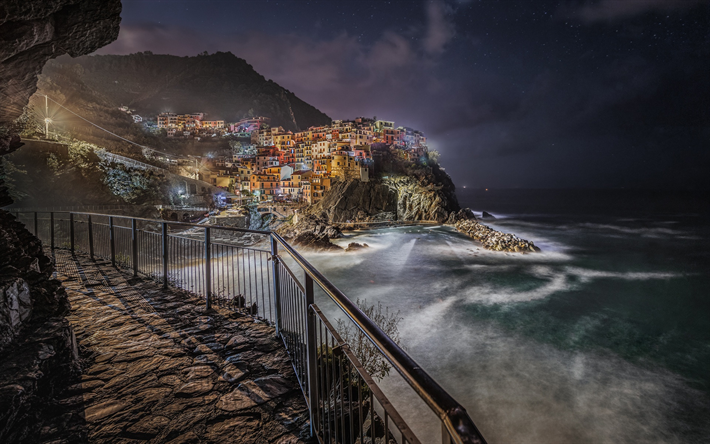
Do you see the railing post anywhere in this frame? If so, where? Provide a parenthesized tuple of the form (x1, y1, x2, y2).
(442, 423, 452, 444)
(304, 274, 318, 437)
(270, 235, 282, 334)
(88, 215, 94, 259)
(50, 212, 55, 251)
(109, 216, 115, 266)
(204, 227, 211, 310)
(132, 218, 138, 277)
(33, 212, 38, 236)
(162, 222, 168, 289)
(69, 213, 75, 253)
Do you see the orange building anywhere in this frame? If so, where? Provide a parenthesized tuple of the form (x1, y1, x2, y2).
(304, 176, 332, 204)
(250, 173, 280, 201)
(313, 157, 332, 176)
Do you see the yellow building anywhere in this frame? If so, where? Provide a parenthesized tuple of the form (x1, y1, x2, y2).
(331, 153, 369, 182)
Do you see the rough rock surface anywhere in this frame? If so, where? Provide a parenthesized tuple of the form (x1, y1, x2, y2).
(0, 0, 122, 126)
(0, 2, 122, 440)
(26, 251, 312, 443)
(0, 0, 122, 204)
(454, 219, 540, 253)
(0, 211, 76, 442)
(310, 173, 460, 224)
(0, 212, 69, 349)
(277, 214, 343, 251)
(345, 242, 369, 252)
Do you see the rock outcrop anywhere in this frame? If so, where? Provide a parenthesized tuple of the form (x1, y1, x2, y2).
(277, 214, 342, 251)
(0, 0, 122, 126)
(0, 211, 78, 443)
(454, 218, 539, 253)
(310, 169, 460, 224)
(0, 1, 122, 440)
(0, 0, 122, 202)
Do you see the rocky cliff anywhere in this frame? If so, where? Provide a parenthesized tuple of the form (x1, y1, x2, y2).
(0, 0, 122, 440)
(310, 163, 460, 224)
(0, 0, 122, 203)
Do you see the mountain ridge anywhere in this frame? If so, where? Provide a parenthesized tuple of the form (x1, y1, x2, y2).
(40, 51, 331, 131)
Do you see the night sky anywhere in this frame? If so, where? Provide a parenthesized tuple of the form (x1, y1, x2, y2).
(98, 0, 710, 190)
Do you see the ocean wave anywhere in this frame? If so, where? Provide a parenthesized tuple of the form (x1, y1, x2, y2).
(565, 267, 683, 282)
(391, 317, 710, 444)
(578, 222, 686, 237)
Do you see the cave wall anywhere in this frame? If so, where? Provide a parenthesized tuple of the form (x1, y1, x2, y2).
(0, 0, 122, 205)
(0, 1, 122, 440)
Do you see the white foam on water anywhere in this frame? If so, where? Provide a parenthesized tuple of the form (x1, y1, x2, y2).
(565, 266, 684, 282)
(387, 307, 710, 444)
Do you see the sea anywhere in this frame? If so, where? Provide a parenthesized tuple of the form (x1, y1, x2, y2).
(301, 189, 710, 444)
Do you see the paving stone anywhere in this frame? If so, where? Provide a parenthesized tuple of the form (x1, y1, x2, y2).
(84, 400, 127, 422)
(242, 375, 293, 403)
(192, 354, 222, 366)
(125, 415, 170, 436)
(216, 387, 258, 412)
(66, 379, 105, 393)
(221, 363, 247, 384)
(165, 431, 201, 444)
(93, 368, 124, 381)
(35, 252, 312, 443)
(182, 365, 216, 379)
(158, 356, 192, 373)
(207, 415, 261, 442)
(94, 352, 116, 363)
(159, 374, 184, 387)
(175, 379, 214, 397)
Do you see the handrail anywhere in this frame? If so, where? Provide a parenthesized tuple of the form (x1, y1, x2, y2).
(36, 211, 272, 235)
(12, 209, 487, 444)
(311, 304, 421, 444)
(272, 232, 487, 444)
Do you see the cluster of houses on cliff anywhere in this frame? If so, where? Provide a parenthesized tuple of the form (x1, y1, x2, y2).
(155, 113, 428, 204)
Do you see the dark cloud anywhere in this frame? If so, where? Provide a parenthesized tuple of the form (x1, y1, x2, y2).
(565, 0, 706, 23)
(423, 1, 456, 55)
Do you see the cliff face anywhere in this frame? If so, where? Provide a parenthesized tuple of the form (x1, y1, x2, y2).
(0, 0, 122, 205)
(0, 0, 122, 127)
(311, 164, 460, 224)
(0, 1, 121, 439)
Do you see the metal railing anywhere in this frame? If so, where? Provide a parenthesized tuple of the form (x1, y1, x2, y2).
(12, 210, 487, 444)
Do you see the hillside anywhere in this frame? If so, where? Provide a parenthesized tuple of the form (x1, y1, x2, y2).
(38, 51, 331, 132)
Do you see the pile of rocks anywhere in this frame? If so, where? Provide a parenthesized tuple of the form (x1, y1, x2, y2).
(454, 219, 539, 253)
(277, 214, 343, 251)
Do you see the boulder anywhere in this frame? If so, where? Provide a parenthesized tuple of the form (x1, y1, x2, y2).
(290, 232, 343, 252)
(345, 242, 369, 252)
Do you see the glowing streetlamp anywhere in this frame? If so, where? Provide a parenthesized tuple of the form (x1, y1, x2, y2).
(44, 95, 52, 138)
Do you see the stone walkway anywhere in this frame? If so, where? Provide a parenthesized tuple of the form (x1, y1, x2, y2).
(36, 251, 312, 444)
